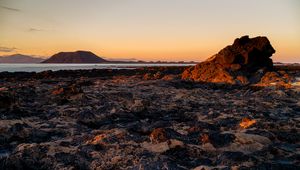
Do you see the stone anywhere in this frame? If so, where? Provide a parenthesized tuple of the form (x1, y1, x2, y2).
(0, 92, 14, 110)
(208, 133, 236, 148)
(239, 118, 256, 129)
(221, 132, 271, 154)
(259, 71, 294, 86)
(182, 36, 276, 84)
(141, 139, 184, 153)
(149, 128, 168, 143)
(130, 99, 146, 113)
(51, 84, 82, 98)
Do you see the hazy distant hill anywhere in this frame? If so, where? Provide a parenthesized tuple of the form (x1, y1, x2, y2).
(42, 51, 107, 63)
(0, 54, 44, 63)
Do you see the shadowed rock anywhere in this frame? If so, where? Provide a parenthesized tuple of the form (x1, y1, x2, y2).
(182, 35, 276, 84)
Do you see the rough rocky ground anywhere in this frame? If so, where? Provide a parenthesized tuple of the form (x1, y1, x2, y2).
(0, 67, 300, 170)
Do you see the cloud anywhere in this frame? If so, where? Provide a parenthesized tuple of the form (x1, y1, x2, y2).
(0, 46, 17, 52)
(28, 28, 42, 32)
(0, 5, 20, 12)
(28, 28, 45, 32)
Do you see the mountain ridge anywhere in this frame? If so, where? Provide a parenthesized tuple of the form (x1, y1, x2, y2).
(0, 54, 44, 63)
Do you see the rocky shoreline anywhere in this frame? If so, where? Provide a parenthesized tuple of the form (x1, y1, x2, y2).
(0, 65, 299, 170)
(1, 35, 300, 169)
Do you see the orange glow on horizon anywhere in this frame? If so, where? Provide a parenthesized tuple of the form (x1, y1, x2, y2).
(0, 0, 299, 62)
(1, 37, 298, 62)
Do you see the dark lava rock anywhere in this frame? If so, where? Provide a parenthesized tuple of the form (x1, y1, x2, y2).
(208, 133, 236, 148)
(164, 147, 212, 168)
(51, 84, 82, 96)
(149, 128, 183, 143)
(276, 131, 300, 143)
(1, 145, 53, 170)
(239, 162, 300, 170)
(182, 35, 275, 84)
(0, 92, 14, 110)
(216, 151, 250, 165)
(132, 160, 185, 170)
(143, 72, 164, 80)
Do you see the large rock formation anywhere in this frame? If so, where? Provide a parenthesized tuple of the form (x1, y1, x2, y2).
(182, 36, 276, 84)
(42, 51, 107, 63)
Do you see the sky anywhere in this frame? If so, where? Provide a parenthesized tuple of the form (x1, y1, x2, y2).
(0, 0, 299, 62)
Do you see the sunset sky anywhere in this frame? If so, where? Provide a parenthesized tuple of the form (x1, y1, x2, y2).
(0, 0, 299, 62)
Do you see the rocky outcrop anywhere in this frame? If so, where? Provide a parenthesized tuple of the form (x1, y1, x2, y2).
(182, 36, 276, 84)
(42, 51, 107, 63)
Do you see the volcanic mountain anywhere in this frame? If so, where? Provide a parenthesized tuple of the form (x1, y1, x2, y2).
(0, 54, 44, 63)
(42, 51, 107, 63)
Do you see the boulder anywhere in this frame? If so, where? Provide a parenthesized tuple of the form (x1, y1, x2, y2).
(182, 36, 276, 84)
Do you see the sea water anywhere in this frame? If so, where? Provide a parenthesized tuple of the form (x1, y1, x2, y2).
(0, 63, 195, 72)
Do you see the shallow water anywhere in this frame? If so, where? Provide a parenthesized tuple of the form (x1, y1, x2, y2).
(0, 63, 195, 72)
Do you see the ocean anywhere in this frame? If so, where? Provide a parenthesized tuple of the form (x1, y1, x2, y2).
(0, 63, 195, 72)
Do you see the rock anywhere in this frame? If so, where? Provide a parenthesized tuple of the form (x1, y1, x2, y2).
(0, 92, 14, 110)
(143, 71, 164, 80)
(162, 75, 179, 80)
(133, 160, 183, 170)
(51, 84, 82, 97)
(142, 73, 153, 80)
(130, 99, 146, 113)
(208, 133, 236, 148)
(141, 139, 184, 153)
(216, 151, 250, 166)
(153, 71, 163, 79)
(200, 134, 210, 144)
(259, 71, 294, 86)
(242, 162, 300, 170)
(239, 118, 256, 129)
(85, 134, 107, 145)
(149, 128, 169, 143)
(193, 165, 228, 170)
(182, 35, 276, 84)
(221, 132, 271, 154)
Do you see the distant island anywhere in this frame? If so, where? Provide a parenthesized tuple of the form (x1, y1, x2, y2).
(42, 51, 107, 63)
(0, 54, 44, 63)
(0, 51, 198, 64)
(42, 50, 197, 64)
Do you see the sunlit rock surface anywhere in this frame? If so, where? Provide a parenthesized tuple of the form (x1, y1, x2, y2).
(182, 36, 276, 85)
